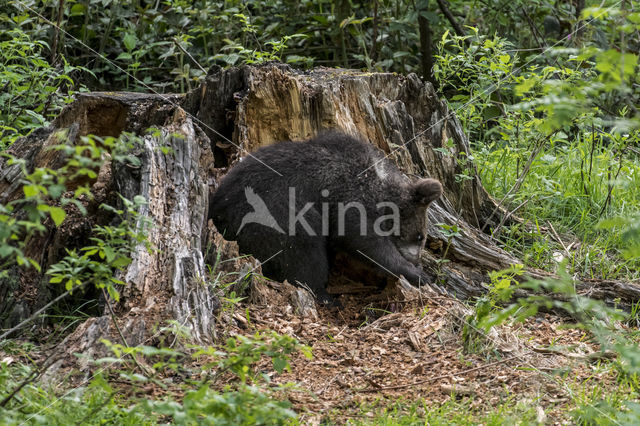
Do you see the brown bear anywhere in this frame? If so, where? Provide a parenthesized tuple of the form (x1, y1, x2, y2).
(209, 131, 443, 304)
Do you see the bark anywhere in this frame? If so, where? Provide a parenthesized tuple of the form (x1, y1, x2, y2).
(2, 64, 639, 355)
(1, 92, 220, 352)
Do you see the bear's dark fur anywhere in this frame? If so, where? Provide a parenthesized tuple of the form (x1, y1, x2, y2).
(209, 132, 443, 304)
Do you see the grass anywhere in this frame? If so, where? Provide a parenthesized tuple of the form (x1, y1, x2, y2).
(1, 357, 636, 425)
(340, 396, 541, 425)
(474, 135, 640, 281)
(0, 331, 301, 425)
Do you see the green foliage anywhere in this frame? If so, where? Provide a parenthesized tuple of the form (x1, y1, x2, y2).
(435, 10, 640, 280)
(135, 331, 309, 424)
(461, 265, 522, 356)
(475, 267, 640, 421)
(0, 14, 88, 148)
(0, 360, 152, 425)
(0, 131, 95, 274)
(0, 330, 307, 424)
(0, 133, 150, 294)
(141, 384, 296, 425)
(434, 30, 517, 143)
(346, 396, 541, 425)
(2, 0, 438, 94)
(47, 194, 151, 301)
(599, 214, 640, 260)
(194, 331, 312, 384)
(114, 330, 306, 425)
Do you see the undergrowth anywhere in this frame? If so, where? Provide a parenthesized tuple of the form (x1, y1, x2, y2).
(0, 330, 308, 425)
(434, 14, 640, 281)
(1, 1, 639, 424)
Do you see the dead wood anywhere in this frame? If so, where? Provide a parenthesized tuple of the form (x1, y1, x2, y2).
(1, 63, 638, 358)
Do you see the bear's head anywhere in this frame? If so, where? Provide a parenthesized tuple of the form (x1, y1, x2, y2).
(395, 178, 443, 264)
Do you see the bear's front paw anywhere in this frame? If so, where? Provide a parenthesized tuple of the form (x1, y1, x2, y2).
(315, 290, 342, 308)
(419, 271, 446, 295)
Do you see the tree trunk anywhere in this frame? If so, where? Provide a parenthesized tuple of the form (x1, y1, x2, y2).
(417, 0, 437, 88)
(2, 64, 638, 356)
(1, 93, 221, 353)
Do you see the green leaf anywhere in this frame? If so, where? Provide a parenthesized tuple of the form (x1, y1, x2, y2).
(0, 245, 15, 258)
(272, 356, 287, 373)
(111, 256, 132, 269)
(83, 248, 99, 256)
(23, 184, 39, 197)
(123, 32, 138, 51)
(106, 285, 120, 302)
(103, 246, 115, 263)
(49, 206, 66, 226)
(69, 3, 86, 16)
(49, 184, 66, 199)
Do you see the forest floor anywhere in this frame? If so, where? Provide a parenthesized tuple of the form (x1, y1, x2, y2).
(213, 279, 617, 424)
(0, 276, 629, 424)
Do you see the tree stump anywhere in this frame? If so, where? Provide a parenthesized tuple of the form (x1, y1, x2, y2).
(188, 63, 518, 298)
(1, 63, 638, 353)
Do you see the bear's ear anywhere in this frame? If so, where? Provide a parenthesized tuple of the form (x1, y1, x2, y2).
(411, 178, 443, 206)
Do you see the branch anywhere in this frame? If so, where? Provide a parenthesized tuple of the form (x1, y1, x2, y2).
(0, 281, 89, 340)
(435, 0, 467, 38)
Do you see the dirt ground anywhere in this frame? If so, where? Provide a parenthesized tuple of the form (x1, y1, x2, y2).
(2, 272, 615, 424)
(216, 278, 612, 423)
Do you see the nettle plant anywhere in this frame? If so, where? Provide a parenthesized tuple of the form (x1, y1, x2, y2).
(434, 7, 640, 279)
(434, 29, 518, 144)
(0, 132, 151, 300)
(0, 15, 89, 148)
(475, 265, 640, 423)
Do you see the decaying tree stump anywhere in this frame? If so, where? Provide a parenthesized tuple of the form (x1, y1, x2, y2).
(1, 64, 638, 353)
(1, 93, 222, 352)
(187, 63, 522, 299)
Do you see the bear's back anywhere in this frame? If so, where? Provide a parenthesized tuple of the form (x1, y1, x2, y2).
(209, 132, 408, 236)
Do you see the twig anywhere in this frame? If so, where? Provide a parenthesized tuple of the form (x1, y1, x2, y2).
(435, 0, 467, 39)
(0, 281, 89, 341)
(358, 354, 519, 392)
(50, 0, 65, 65)
(317, 374, 342, 395)
(491, 197, 530, 238)
(173, 39, 207, 74)
(546, 220, 569, 256)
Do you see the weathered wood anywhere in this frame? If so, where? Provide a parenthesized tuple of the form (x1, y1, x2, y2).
(2, 64, 639, 351)
(188, 64, 516, 298)
(0, 92, 220, 349)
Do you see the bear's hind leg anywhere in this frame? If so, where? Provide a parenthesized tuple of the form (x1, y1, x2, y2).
(282, 238, 334, 305)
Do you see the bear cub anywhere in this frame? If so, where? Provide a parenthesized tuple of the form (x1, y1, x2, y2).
(209, 132, 443, 304)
